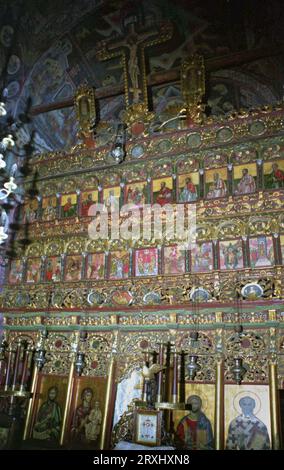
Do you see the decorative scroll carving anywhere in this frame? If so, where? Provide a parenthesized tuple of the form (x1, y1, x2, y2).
(74, 84, 96, 140)
(181, 55, 205, 124)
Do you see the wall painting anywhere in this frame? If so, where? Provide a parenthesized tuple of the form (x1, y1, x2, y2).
(173, 383, 215, 450)
(45, 256, 62, 282)
(152, 177, 173, 206)
(263, 160, 284, 189)
(233, 163, 257, 195)
(219, 239, 244, 270)
(86, 253, 105, 280)
(23, 199, 38, 223)
(135, 248, 158, 277)
(205, 168, 227, 199)
(26, 258, 42, 283)
(80, 190, 98, 217)
(178, 173, 199, 202)
(109, 251, 130, 279)
(225, 384, 271, 450)
(125, 181, 147, 207)
(8, 259, 22, 284)
(249, 236, 274, 268)
(69, 376, 107, 449)
(191, 242, 213, 273)
(42, 196, 57, 221)
(164, 245, 185, 274)
(31, 374, 68, 444)
(65, 255, 82, 281)
(61, 194, 77, 218)
(103, 187, 120, 211)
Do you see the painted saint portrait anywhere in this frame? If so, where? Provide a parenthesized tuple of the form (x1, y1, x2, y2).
(109, 251, 130, 279)
(45, 256, 62, 282)
(205, 168, 227, 199)
(65, 255, 82, 281)
(103, 187, 120, 211)
(71, 388, 102, 445)
(23, 199, 38, 223)
(234, 164, 256, 195)
(249, 236, 274, 268)
(70, 375, 107, 450)
(8, 259, 22, 284)
(125, 182, 147, 207)
(219, 240, 244, 270)
(42, 196, 57, 221)
(241, 282, 263, 300)
(26, 258, 42, 283)
(81, 190, 98, 217)
(152, 177, 173, 206)
(176, 395, 214, 450)
(135, 248, 158, 277)
(164, 245, 185, 274)
(33, 386, 62, 441)
(191, 242, 213, 273)
(263, 160, 284, 189)
(225, 385, 271, 450)
(61, 194, 77, 218)
(178, 173, 198, 203)
(86, 253, 105, 280)
(226, 396, 270, 450)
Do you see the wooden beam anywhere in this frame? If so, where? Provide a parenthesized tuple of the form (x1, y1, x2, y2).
(30, 44, 284, 116)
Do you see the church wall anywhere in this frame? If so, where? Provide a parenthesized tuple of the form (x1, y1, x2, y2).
(1, 0, 284, 451)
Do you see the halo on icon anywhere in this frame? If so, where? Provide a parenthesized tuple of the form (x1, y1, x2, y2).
(233, 390, 261, 415)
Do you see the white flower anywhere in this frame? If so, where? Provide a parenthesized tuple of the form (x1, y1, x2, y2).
(4, 176, 17, 192)
(2, 134, 15, 148)
(0, 226, 8, 243)
(0, 154, 6, 169)
(0, 102, 7, 116)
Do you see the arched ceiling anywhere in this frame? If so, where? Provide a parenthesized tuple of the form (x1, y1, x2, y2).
(1, 0, 284, 152)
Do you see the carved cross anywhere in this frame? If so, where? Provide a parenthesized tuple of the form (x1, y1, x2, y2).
(96, 20, 173, 109)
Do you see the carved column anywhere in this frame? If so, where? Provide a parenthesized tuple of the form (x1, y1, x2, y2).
(214, 356, 224, 450)
(59, 332, 79, 446)
(269, 359, 281, 449)
(156, 344, 164, 403)
(23, 355, 40, 440)
(171, 348, 178, 404)
(100, 331, 118, 450)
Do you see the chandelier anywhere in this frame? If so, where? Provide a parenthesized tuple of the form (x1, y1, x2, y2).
(0, 87, 18, 245)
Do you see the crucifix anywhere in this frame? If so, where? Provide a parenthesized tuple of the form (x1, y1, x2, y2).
(96, 19, 173, 111)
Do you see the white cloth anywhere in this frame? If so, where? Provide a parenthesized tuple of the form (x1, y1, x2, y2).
(114, 441, 175, 450)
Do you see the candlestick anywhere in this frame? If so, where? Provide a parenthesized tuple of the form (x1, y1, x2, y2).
(11, 341, 22, 391)
(4, 348, 14, 391)
(156, 344, 164, 403)
(19, 346, 32, 391)
(171, 349, 178, 404)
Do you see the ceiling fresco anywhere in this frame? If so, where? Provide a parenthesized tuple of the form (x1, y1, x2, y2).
(0, 0, 283, 152)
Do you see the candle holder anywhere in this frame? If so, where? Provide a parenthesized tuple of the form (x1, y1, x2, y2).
(231, 357, 246, 385)
(74, 352, 85, 375)
(34, 348, 46, 370)
(0, 339, 8, 359)
(187, 355, 201, 381)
